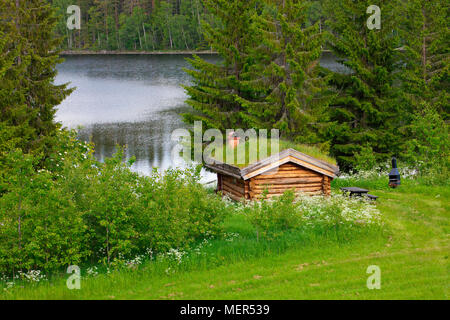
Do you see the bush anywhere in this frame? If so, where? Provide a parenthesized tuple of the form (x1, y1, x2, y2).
(0, 149, 88, 274)
(354, 145, 377, 172)
(404, 106, 449, 185)
(333, 107, 449, 187)
(244, 190, 382, 239)
(133, 166, 227, 255)
(0, 129, 227, 274)
(333, 161, 419, 190)
(297, 193, 382, 227)
(244, 190, 301, 239)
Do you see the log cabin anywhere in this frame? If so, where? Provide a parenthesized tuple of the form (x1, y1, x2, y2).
(205, 148, 340, 201)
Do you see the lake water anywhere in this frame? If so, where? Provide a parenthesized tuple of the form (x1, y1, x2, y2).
(55, 53, 342, 180)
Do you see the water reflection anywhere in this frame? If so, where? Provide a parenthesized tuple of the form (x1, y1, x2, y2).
(76, 109, 188, 176)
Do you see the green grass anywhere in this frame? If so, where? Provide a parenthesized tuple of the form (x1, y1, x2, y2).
(210, 138, 337, 168)
(1, 180, 448, 300)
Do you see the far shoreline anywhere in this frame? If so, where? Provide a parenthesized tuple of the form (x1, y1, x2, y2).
(60, 49, 334, 56)
(60, 50, 218, 55)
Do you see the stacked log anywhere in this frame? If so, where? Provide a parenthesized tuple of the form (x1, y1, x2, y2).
(218, 163, 333, 201)
(322, 176, 331, 196)
(221, 174, 246, 200)
(248, 163, 329, 200)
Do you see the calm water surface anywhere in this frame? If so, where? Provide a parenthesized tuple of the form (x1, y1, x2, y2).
(55, 53, 341, 180)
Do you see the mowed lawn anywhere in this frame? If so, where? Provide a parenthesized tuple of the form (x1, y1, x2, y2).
(2, 183, 449, 300)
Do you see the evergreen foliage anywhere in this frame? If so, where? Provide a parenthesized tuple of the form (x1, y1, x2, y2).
(404, 105, 449, 184)
(182, 0, 258, 130)
(323, 0, 404, 170)
(50, 0, 215, 51)
(0, 0, 72, 158)
(0, 0, 449, 278)
(183, 0, 448, 171)
(238, 0, 328, 142)
(398, 0, 449, 119)
(183, 0, 329, 142)
(2, 0, 445, 173)
(48, 0, 326, 52)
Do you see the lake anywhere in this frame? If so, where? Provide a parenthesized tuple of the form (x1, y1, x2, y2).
(55, 53, 342, 180)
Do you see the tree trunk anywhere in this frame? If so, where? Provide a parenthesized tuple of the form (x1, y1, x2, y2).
(181, 26, 189, 50)
(115, 1, 120, 49)
(168, 17, 173, 49)
(15, 0, 21, 65)
(142, 23, 147, 50)
(138, 28, 142, 50)
(422, 8, 427, 82)
(105, 1, 109, 46)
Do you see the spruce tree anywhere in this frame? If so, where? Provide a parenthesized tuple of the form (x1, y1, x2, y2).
(236, 0, 328, 142)
(324, 0, 403, 170)
(0, 1, 31, 153)
(0, 0, 72, 157)
(399, 0, 449, 119)
(182, 0, 257, 131)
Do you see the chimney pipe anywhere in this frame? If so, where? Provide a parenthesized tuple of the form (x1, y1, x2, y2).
(392, 157, 397, 169)
(228, 131, 240, 149)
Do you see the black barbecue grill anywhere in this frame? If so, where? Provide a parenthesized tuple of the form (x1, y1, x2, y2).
(389, 157, 401, 188)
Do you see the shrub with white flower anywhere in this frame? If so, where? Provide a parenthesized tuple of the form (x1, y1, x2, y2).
(165, 248, 186, 265)
(145, 248, 154, 260)
(191, 237, 213, 256)
(338, 162, 418, 181)
(244, 190, 382, 238)
(0, 274, 15, 291)
(165, 267, 174, 275)
(124, 255, 145, 269)
(224, 232, 240, 242)
(2, 281, 15, 291)
(16, 270, 47, 283)
(297, 193, 382, 226)
(86, 266, 99, 277)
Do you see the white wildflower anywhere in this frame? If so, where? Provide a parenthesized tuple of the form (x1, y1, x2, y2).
(165, 248, 186, 264)
(86, 266, 99, 277)
(17, 270, 47, 283)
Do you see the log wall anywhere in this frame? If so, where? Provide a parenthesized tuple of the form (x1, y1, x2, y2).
(218, 162, 332, 201)
(218, 173, 248, 201)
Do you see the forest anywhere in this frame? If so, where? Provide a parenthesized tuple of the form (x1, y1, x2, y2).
(51, 0, 225, 51)
(0, 0, 448, 300)
(50, 0, 324, 51)
(182, 0, 448, 172)
(49, 0, 448, 171)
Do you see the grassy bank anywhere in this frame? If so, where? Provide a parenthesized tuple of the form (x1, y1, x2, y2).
(1, 179, 448, 300)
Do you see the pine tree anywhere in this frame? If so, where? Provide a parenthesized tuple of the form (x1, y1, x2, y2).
(0, 27, 21, 154)
(0, 0, 72, 157)
(236, 0, 328, 142)
(399, 0, 449, 120)
(182, 0, 258, 131)
(324, 0, 403, 170)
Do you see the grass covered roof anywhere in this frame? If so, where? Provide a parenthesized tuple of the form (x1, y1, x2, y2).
(208, 138, 337, 169)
